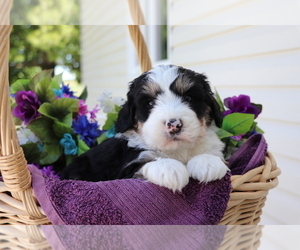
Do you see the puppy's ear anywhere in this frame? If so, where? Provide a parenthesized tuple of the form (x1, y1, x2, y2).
(115, 72, 149, 133)
(115, 84, 136, 133)
(200, 76, 223, 128)
(207, 94, 223, 128)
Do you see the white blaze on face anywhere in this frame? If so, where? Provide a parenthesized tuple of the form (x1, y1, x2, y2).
(141, 65, 207, 152)
(148, 65, 179, 90)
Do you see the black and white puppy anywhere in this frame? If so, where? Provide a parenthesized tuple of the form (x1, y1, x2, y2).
(61, 65, 229, 191)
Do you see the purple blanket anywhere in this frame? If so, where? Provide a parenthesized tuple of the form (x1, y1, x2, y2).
(229, 133, 267, 175)
(42, 225, 226, 250)
(30, 165, 231, 225)
(30, 133, 267, 225)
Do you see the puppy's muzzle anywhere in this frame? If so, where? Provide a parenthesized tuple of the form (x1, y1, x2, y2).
(166, 118, 183, 135)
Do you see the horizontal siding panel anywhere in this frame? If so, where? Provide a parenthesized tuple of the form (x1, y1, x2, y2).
(185, 50, 300, 87)
(172, 26, 300, 65)
(172, 25, 249, 48)
(82, 26, 125, 51)
(81, 25, 129, 108)
(257, 120, 300, 161)
(273, 155, 300, 197)
(170, 0, 300, 25)
(170, 0, 247, 25)
(81, 0, 131, 25)
(260, 226, 300, 248)
(260, 215, 282, 225)
(81, 28, 127, 58)
(82, 48, 127, 69)
(260, 188, 300, 225)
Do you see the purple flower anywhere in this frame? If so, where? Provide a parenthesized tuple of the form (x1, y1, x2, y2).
(89, 104, 100, 121)
(78, 100, 89, 116)
(231, 134, 245, 141)
(41, 166, 60, 179)
(72, 115, 103, 147)
(32, 163, 59, 179)
(13, 91, 41, 124)
(223, 95, 261, 118)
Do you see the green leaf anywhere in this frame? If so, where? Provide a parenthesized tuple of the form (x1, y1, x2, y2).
(11, 79, 30, 94)
(52, 98, 79, 123)
(38, 98, 79, 123)
(97, 132, 108, 144)
(102, 112, 118, 130)
(66, 155, 76, 166)
(21, 143, 41, 164)
(222, 113, 255, 136)
(38, 103, 57, 121)
(228, 139, 239, 147)
(34, 77, 56, 103)
(77, 137, 90, 155)
(216, 128, 234, 139)
(114, 105, 122, 113)
(27, 117, 56, 143)
(29, 69, 53, 91)
(214, 89, 225, 112)
(78, 86, 88, 101)
(255, 125, 264, 134)
(52, 98, 79, 113)
(53, 120, 73, 138)
(60, 112, 73, 127)
(39, 143, 62, 165)
(52, 73, 63, 89)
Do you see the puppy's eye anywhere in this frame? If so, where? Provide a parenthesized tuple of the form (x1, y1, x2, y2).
(146, 99, 155, 108)
(183, 96, 192, 102)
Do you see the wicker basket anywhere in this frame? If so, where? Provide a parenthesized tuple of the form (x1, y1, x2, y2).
(0, 0, 280, 226)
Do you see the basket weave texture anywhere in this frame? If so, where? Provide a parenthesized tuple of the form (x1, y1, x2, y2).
(0, 1, 280, 226)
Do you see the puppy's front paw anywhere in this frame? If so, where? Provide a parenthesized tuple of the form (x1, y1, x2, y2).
(187, 154, 229, 183)
(141, 158, 189, 192)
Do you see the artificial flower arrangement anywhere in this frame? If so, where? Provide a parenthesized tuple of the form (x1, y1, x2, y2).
(10, 70, 263, 177)
(214, 92, 263, 159)
(10, 70, 124, 177)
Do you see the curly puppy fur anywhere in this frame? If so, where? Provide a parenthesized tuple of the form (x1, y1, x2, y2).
(61, 65, 229, 191)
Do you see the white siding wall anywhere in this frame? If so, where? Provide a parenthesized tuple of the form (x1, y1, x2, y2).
(80, 25, 132, 109)
(170, 1, 300, 225)
(80, 0, 132, 25)
(80, 0, 300, 224)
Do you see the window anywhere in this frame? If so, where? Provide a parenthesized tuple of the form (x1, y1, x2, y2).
(144, 0, 168, 63)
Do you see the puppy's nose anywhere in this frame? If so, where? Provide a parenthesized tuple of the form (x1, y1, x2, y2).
(166, 118, 183, 135)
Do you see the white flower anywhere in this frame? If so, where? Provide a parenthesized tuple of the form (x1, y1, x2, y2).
(98, 90, 124, 113)
(17, 125, 41, 145)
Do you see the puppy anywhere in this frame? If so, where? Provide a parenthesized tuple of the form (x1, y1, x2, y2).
(61, 65, 229, 191)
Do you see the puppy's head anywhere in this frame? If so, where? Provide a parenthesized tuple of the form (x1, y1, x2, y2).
(115, 65, 223, 151)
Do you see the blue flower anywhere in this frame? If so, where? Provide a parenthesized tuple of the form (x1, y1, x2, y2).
(72, 115, 103, 147)
(53, 88, 63, 98)
(61, 83, 77, 98)
(106, 125, 116, 138)
(53, 83, 77, 99)
(60, 133, 78, 155)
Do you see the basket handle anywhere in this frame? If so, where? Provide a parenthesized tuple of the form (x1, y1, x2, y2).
(0, 2, 45, 219)
(127, 0, 152, 72)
